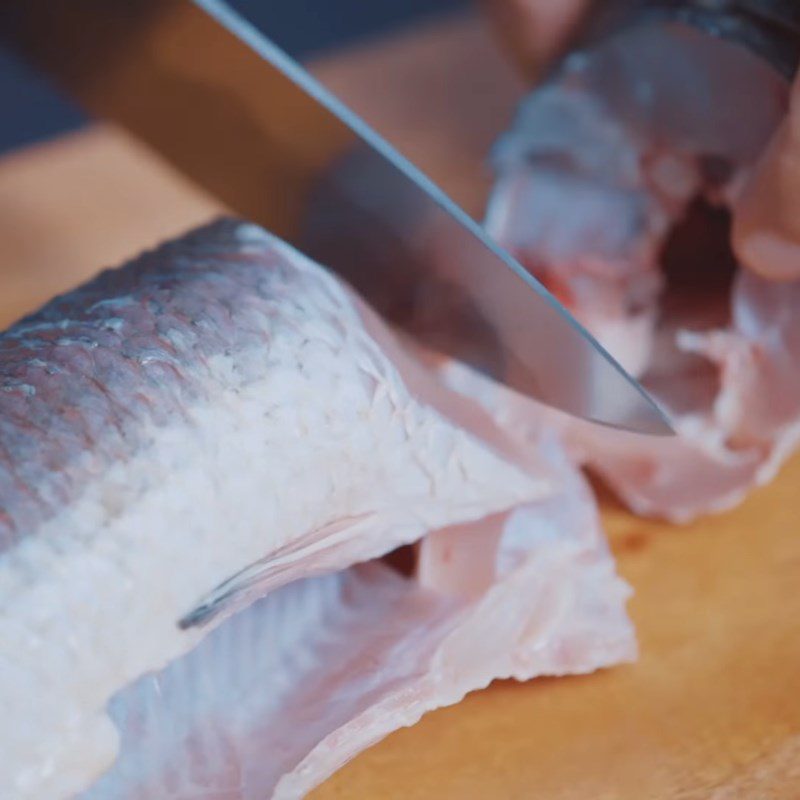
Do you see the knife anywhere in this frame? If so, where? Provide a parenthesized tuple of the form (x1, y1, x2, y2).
(0, 0, 671, 435)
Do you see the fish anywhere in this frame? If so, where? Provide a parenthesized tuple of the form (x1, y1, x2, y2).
(80, 428, 634, 800)
(0, 218, 634, 799)
(487, 20, 800, 522)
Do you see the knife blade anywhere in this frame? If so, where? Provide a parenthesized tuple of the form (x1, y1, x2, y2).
(0, 0, 672, 434)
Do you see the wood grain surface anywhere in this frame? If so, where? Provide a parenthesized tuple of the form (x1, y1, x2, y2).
(0, 13, 798, 800)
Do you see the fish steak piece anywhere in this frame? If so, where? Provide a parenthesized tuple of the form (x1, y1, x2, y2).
(487, 22, 800, 521)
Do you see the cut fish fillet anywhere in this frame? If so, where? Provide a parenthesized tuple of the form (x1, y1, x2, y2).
(488, 21, 798, 521)
(80, 423, 633, 800)
(0, 219, 633, 799)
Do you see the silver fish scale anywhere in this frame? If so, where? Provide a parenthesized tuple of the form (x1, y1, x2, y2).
(0, 218, 291, 549)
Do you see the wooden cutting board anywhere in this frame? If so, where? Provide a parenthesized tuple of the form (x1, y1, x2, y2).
(1, 14, 798, 800)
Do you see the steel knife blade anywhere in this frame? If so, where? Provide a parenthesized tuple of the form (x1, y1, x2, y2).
(0, 0, 672, 434)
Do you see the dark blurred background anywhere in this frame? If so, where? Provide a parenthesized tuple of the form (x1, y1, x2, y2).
(0, 0, 468, 154)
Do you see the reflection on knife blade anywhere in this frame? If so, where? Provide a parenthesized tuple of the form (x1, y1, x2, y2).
(0, 0, 671, 434)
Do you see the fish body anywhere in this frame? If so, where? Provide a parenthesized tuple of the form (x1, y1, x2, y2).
(0, 219, 633, 799)
(0, 220, 548, 798)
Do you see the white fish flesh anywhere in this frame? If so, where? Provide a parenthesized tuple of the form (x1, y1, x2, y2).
(0, 219, 634, 798)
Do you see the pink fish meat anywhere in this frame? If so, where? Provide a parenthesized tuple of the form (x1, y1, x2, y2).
(0, 219, 634, 799)
(81, 430, 633, 800)
(487, 22, 799, 521)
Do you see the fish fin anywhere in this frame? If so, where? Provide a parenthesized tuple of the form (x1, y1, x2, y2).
(178, 513, 376, 629)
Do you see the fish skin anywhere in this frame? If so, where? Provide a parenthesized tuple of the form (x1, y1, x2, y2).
(0, 219, 549, 799)
(0, 224, 264, 546)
